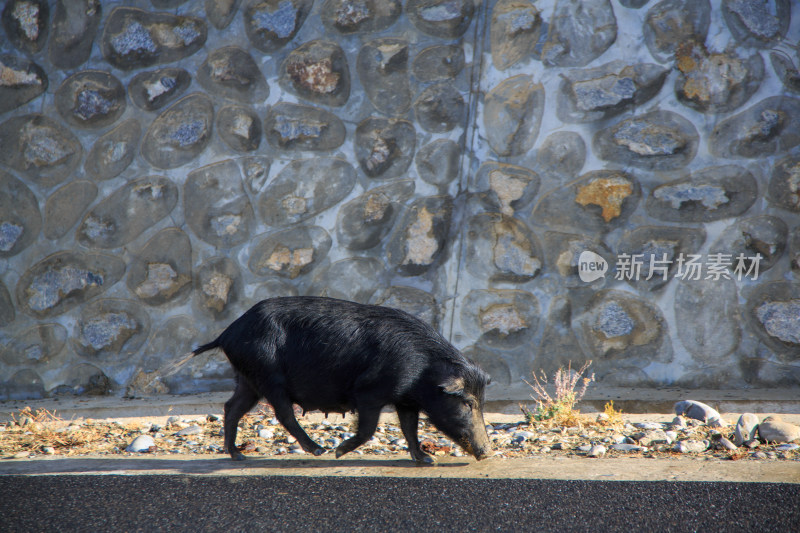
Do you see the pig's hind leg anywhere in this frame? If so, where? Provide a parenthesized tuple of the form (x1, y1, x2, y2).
(268, 390, 326, 456)
(397, 406, 435, 464)
(224, 374, 260, 461)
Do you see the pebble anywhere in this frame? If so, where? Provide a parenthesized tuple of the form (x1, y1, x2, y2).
(717, 437, 738, 451)
(673, 400, 724, 425)
(587, 445, 606, 457)
(126, 435, 156, 452)
(13, 451, 30, 458)
(757, 416, 800, 444)
(735, 413, 759, 446)
(42, 446, 55, 455)
(674, 439, 708, 454)
(753, 451, 768, 460)
(257, 429, 274, 440)
(175, 425, 203, 437)
(166, 416, 181, 425)
(610, 443, 646, 453)
(634, 422, 663, 430)
(775, 443, 800, 451)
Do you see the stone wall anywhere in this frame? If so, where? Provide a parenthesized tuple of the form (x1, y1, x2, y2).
(1, 0, 799, 401)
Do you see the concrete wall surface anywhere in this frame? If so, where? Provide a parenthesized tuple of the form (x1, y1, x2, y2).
(1, 0, 799, 401)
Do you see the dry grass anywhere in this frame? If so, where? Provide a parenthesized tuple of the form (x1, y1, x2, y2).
(3, 406, 118, 455)
(521, 361, 595, 428)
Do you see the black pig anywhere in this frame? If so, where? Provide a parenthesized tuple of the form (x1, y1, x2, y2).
(187, 296, 492, 463)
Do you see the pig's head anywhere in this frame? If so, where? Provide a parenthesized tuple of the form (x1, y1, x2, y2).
(424, 363, 492, 461)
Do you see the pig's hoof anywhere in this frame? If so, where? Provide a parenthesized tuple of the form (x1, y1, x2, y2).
(334, 447, 349, 459)
(312, 447, 325, 456)
(414, 454, 436, 465)
(230, 452, 247, 461)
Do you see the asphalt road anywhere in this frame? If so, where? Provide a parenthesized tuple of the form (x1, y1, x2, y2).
(1, 475, 798, 532)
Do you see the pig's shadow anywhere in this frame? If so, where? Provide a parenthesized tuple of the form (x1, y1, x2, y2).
(2, 456, 471, 476)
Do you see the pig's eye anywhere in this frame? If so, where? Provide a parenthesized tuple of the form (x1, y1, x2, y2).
(464, 400, 473, 411)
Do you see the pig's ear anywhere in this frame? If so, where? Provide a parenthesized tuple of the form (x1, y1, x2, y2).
(440, 376, 465, 396)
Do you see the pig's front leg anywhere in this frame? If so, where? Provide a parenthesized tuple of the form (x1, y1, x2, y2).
(335, 405, 381, 458)
(396, 406, 435, 464)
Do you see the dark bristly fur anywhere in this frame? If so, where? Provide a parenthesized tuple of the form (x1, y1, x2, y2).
(189, 296, 492, 463)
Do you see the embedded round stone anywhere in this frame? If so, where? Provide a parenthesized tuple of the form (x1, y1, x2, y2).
(711, 215, 787, 274)
(308, 257, 384, 303)
(769, 52, 800, 94)
(532, 170, 640, 233)
(2, 0, 49, 54)
(722, 0, 790, 49)
(387, 195, 453, 276)
(416, 139, 460, 188)
(643, 0, 710, 63)
(465, 213, 542, 283)
(574, 290, 670, 365)
(72, 299, 150, 360)
(320, 0, 401, 34)
(127, 228, 192, 306)
(557, 61, 669, 123)
(541, 0, 617, 68)
(542, 231, 613, 287)
(101, 7, 207, 70)
(461, 289, 539, 350)
(484, 75, 544, 156)
(76, 176, 179, 249)
(413, 44, 465, 82)
(0, 281, 14, 326)
(646, 165, 758, 222)
(674, 42, 764, 114)
(55, 71, 126, 130)
(44, 180, 97, 240)
(407, 0, 474, 38)
(767, 155, 800, 212)
(675, 278, 741, 361)
(372, 286, 440, 329)
(244, 0, 313, 53)
(593, 110, 699, 170)
(2, 370, 45, 400)
(141, 93, 214, 169)
(357, 38, 412, 116)
(217, 105, 262, 152)
(0, 114, 83, 189)
(0, 324, 67, 366)
(0, 55, 48, 114)
(197, 47, 269, 104)
(194, 256, 242, 319)
(354, 117, 416, 179)
(616, 225, 706, 291)
(747, 282, 800, 359)
(258, 157, 356, 227)
(50, 363, 110, 396)
(473, 162, 540, 217)
(279, 40, 349, 107)
(49, 0, 102, 69)
(16, 251, 125, 318)
(709, 97, 800, 159)
(205, 0, 242, 29)
(0, 170, 41, 258)
(414, 82, 465, 133)
(84, 119, 141, 181)
(336, 180, 416, 251)
(128, 68, 191, 111)
(183, 160, 255, 249)
(249, 226, 331, 279)
(264, 102, 345, 151)
(536, 132, 586, 177)
(239, 156, 272, 194)
(490, 0, 541, 70)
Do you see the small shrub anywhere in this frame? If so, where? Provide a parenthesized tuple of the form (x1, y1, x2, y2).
(598, 400, 624, 427)
(521, 361, 595, 427)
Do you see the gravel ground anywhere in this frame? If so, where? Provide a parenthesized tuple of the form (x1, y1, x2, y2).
(2, 403, 798, 464)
